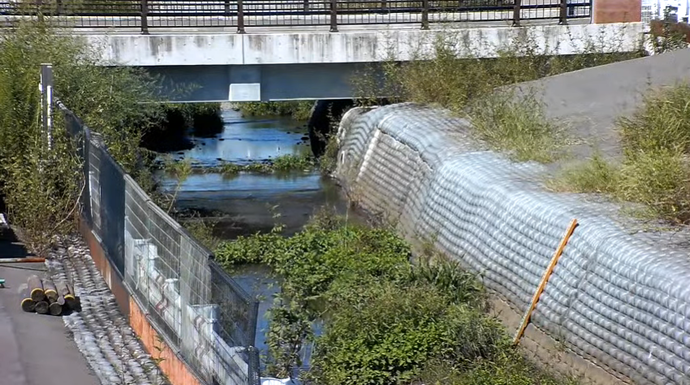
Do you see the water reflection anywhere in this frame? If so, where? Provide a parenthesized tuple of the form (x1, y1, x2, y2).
(173, 109, 311, 166)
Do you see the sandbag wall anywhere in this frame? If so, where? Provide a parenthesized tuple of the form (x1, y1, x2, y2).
(334, 103, 690, 385)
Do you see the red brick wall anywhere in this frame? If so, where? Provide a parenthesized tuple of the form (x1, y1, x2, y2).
(592, 0, 642, 23)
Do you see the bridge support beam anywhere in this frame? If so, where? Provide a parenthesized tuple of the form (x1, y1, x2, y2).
(147, 63, 382, 102)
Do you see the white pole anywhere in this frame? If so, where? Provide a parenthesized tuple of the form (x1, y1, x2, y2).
(40, 64, 54, 151)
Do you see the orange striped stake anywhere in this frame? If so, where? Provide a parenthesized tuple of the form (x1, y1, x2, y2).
(513, 218, 578, 346)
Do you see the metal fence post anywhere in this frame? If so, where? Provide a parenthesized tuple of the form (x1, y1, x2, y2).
(237, 0, 246, 33)
(36, 0, 44, 22)
(39, 64, 54, 151)
(512, 0, 521, 26)
(421, 0, 429, 29)
(330, 0, 338, 32)
(140, 0, 149, 35)
(559, 0, 568, 24)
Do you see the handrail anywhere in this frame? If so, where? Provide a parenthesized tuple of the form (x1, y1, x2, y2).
(0, 0, 591, 33)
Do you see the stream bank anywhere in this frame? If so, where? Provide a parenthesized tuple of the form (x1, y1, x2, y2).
(157, 106, 362, 373)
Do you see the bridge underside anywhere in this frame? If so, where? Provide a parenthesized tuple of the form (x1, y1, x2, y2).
(147, 62, 382, 102)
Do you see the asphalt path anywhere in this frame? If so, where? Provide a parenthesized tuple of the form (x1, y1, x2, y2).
(0, 243, 99, 385)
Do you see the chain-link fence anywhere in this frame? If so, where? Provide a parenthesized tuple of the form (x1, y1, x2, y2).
(59, 102, 260, 385)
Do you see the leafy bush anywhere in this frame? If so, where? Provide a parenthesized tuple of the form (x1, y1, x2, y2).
(310, 280, 505, 385)
(216, 212, 574, 384)
(0, 20, 166, 253)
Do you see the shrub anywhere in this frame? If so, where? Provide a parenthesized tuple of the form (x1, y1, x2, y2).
(309, 280, 505, 385)
(0, 20, 166, 253)
(216, 211, 576, 384)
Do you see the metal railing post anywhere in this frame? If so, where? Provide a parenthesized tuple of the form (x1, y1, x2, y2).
(36, 0, 44, 22)
(140, 0, 149, 35)
(512, 0, 521, 26)
(330, 0, 338, 32)
(421, 0, 429, 29)
(224, 0, 231, 15)
(237, 0, 246, 33)
(559, 0, 568, 24)
(303, 0, 309, 13)
(56, 0, 63, 15)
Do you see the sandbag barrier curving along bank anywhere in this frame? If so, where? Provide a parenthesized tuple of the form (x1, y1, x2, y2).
(333, 103, 690, 385)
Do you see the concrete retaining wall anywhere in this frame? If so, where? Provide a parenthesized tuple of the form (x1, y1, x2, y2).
(334, 103, 690, 385)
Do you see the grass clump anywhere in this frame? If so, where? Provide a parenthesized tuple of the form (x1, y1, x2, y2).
(355, 31, 645, 164)
(552, 83, 690, 224)
(548, 153, 619, 194)
(237, 101, 314, 120)
(214, 210, 577, 385)
(470, 93, 564, 163)
(616, 149, 690, 221)
(619, 84, 690, 155)
(272, 153, 315, 172)
(182, 217, 222, 251)
(214, 153, 316, 177)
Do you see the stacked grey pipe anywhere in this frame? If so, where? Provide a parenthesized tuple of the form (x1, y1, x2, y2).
(335, 103, 690, 385)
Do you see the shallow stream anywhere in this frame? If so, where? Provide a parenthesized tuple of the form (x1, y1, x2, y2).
(158, 107, 356, 371)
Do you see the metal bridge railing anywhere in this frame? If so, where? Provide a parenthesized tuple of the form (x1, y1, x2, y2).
(0, 0, 591, 33)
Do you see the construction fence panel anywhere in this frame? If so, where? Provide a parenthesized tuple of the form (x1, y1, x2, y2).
(57, 101, 260, 385)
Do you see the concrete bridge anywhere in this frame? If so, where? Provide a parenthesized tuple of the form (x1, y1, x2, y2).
(2, 0, 646, 101)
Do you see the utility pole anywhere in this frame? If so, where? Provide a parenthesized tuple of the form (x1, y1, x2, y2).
(39, 63, 54, 151)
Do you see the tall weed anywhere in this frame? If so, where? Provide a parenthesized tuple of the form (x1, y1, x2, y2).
(0, 20, 166, 252)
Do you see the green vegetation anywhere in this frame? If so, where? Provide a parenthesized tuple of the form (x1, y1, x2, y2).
(0, 20, 166, 254)
(237, 101, 314, 120)
(215, 210, 577, 384)
(161, 153, 318, 180)
(548, 153, 619, 194)
(272, 153, 315, 172)
(470, 92, 564, 163)
(550, 83, 690, 224)
(355, 32, 645, 163)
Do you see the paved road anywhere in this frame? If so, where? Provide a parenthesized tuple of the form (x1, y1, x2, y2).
(0, 246, 99, 385)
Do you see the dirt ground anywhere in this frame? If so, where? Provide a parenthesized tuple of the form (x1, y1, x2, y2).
(0, 238, 99, 385)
